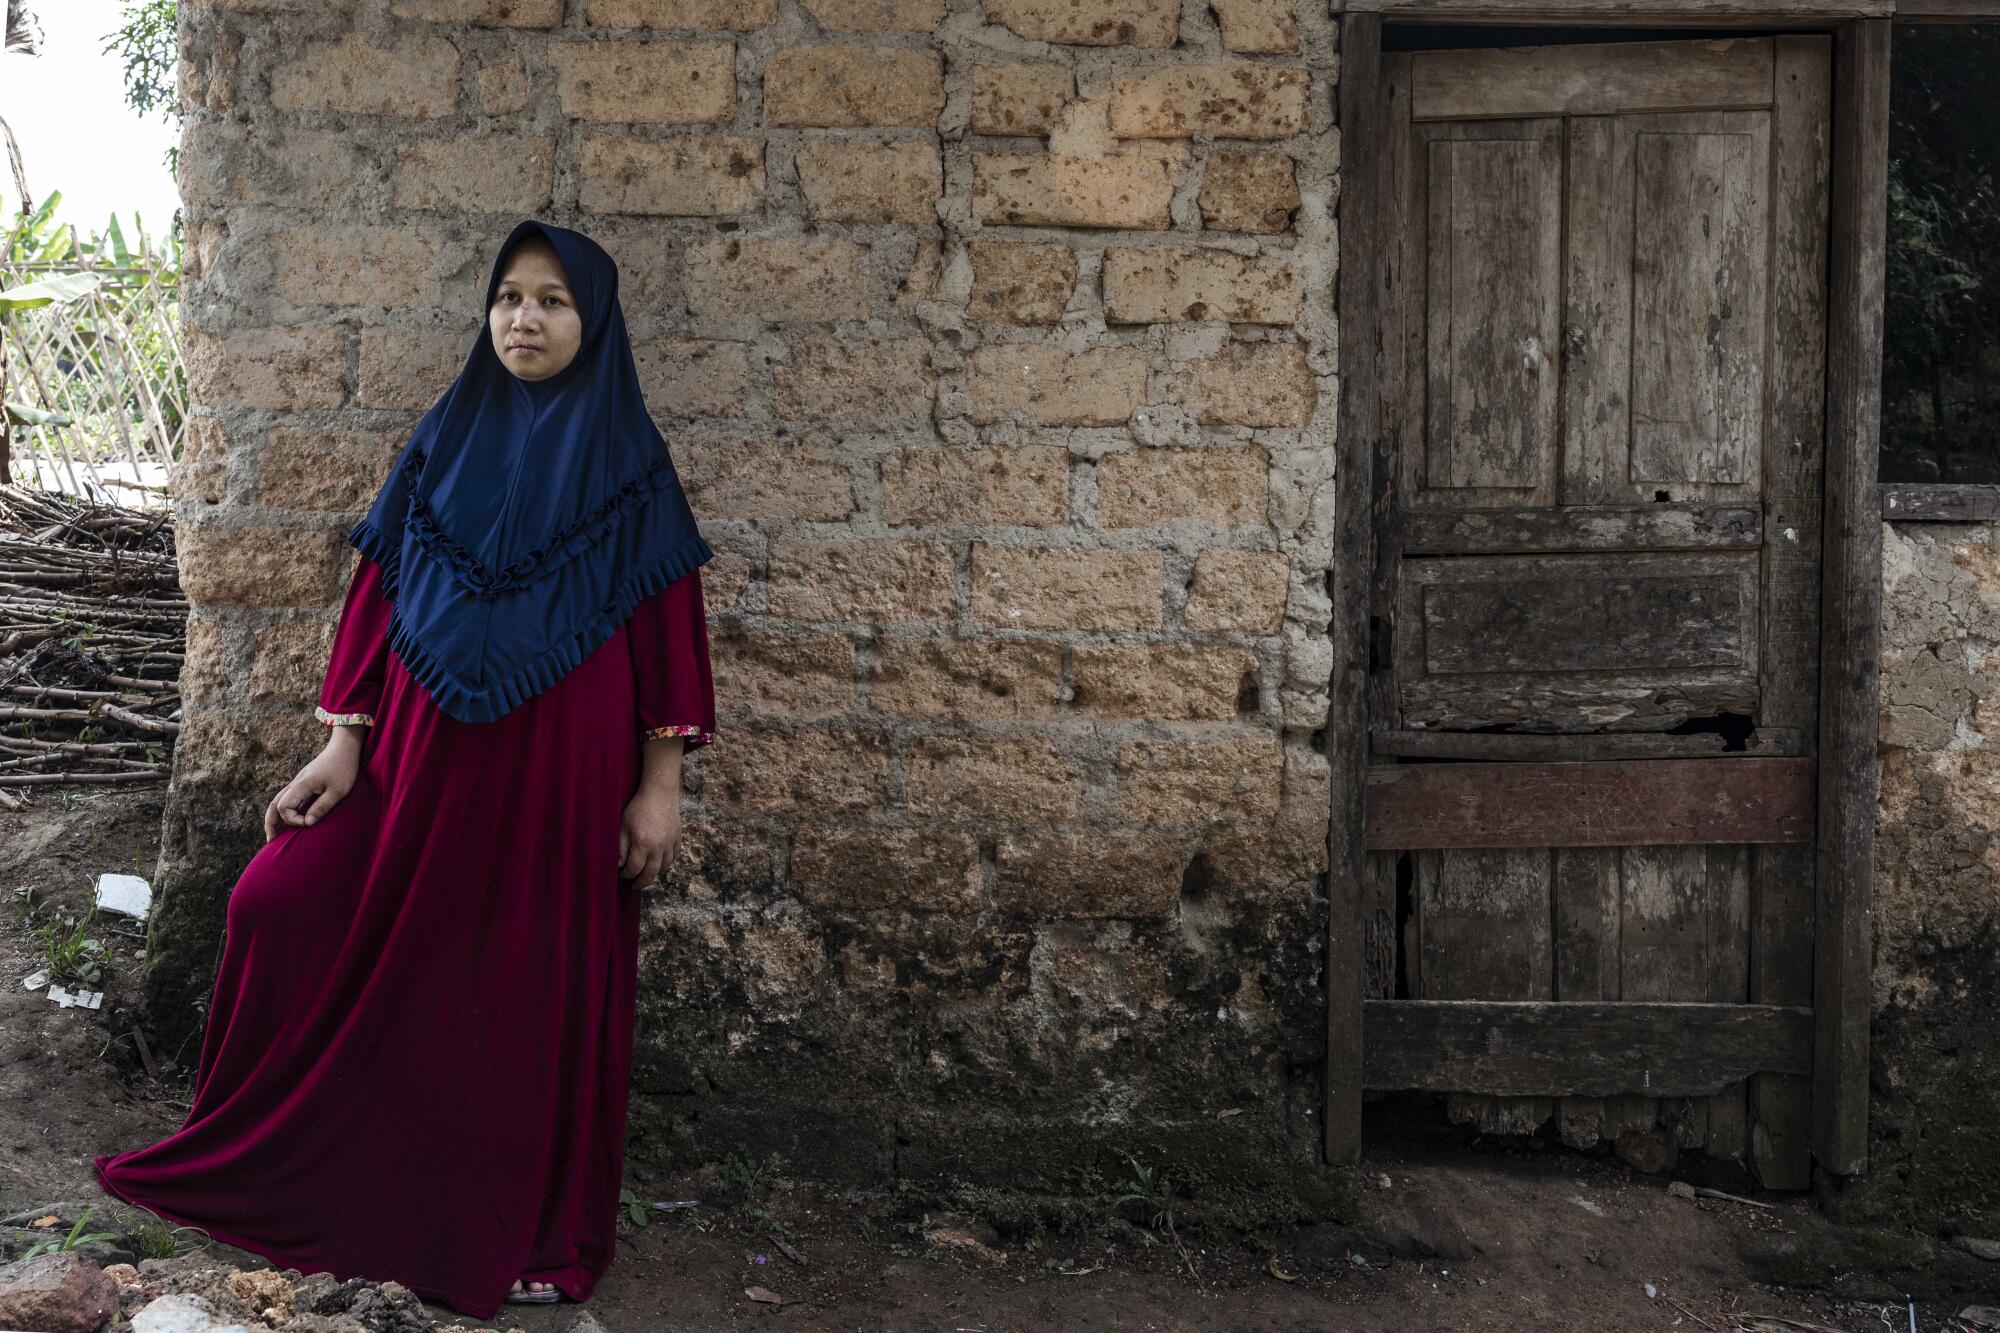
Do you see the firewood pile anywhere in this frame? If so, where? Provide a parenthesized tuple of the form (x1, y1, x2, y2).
(0, 484, 183, 810)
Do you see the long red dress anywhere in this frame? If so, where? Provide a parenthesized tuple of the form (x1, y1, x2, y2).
(95, 551, 715, 1319)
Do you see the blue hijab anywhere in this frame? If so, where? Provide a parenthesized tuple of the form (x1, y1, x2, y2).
(347, 219, 712, 725)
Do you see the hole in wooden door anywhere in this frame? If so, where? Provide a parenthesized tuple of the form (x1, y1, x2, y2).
(1665, 711, 1757, 752)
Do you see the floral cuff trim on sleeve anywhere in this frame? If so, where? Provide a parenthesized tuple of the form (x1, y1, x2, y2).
(315, 706, 375, 727)
(642, 723, 713, 745)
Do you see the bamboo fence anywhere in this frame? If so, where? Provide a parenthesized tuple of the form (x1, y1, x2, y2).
(1, 254, 183, 509)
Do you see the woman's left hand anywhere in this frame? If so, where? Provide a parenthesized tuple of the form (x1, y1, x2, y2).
(619, 784, 682, 885)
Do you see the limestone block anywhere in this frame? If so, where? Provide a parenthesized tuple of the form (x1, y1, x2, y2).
(880, 446, 1070, 527)
(970, 544, 1162, 631)
(768, 539, 958, 622)
(1117, 737, 1284, 821)
(796, 139, 942, 224)
(869, 637, 1066, 718)
(1184, 548, 1290, 633)
(982, 0, 1178, 48)
(904, 736, 1084, 821)
(1198, 149, 1301, 233)
(968, 242, 1077, 324)
(971, 63, 1073, 136)
(967, 344, 1146, 426)
(677, 436, 857, 520)
(551, 39, 736, 124)
(1108, 64, 1308, 141)
(578, 135, 765, 216)
(1070, 643, 1258, 719)
(1096, 446, 1269, 529)
(1103, 246, 1301, 324)
(1171, 341, 1315, 426)
(765, 46, 945, 127)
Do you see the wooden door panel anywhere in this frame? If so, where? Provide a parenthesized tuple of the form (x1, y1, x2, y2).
(1388, 838, 1782, 1145)
(1361, 1001, 1811, 1096)
(1410, 37, 1776, 121)
(1416, 847, 1557, 1133)
(1565, 111, 1772, 505)
(1399, 501, 1762, 555)
(1411, 120, 1563, 509)
(1631, 124, 1766, 489)
(1415, 848, 1551, 999)
(1367, 758, 1814, 849)
(1392, 552, 1762, 732)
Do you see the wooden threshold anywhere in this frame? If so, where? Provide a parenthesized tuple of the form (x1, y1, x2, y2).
(1362, 1000, 1815, 1096)
(1365, 757, 1816, 848)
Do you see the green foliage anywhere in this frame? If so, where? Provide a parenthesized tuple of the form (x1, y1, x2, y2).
(0, 270, 103, 314)
(1882, 25, 2000, 483)
(4, 192, 69, 265)
(1111, 1152, 1178, 1234)
(3, 190, 180, 275)
(131, 1220, 189, 1259)
(16, 887, 112, 989)
(3, 191, 187, 470)
(22, 1210, 121, 1261)
(101, 0, 182, 182)
(719, 1148, 787, 1199)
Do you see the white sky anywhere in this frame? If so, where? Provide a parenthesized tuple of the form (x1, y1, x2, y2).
(1, 0, 183, 248)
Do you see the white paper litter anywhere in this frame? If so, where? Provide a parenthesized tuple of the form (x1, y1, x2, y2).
(95, 872, 153, 920)
(48, 985, 104, 1010)
(22, 969, 49, 991)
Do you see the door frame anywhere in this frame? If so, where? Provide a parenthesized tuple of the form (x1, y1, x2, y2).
(1324, 11, 1888, 1177)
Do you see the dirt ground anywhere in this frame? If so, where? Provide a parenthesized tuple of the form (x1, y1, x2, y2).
(4, 787, 1997, 1332)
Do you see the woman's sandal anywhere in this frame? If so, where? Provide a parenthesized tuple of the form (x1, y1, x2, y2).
(504, 1282, 565, 1304)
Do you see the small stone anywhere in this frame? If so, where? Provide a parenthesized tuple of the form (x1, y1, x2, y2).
(0, 1253, 122, 1333)
(130, 1293, 238, 1333)
(1957, 1236, 2000, 1262)
(1614, 1125, 1679, 1175)
(1667, 1181, 1697, 1201)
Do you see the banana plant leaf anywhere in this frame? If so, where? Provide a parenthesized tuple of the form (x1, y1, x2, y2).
(0, 270, 103, 312)
(5, 401, 74, 427)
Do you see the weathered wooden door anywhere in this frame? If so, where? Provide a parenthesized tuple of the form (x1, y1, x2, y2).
(1357, 35, 1831, 1186)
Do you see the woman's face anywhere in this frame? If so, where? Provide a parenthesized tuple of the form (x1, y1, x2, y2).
(488, 241, 582, 381)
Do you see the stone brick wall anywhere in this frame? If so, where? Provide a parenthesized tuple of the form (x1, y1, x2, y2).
(1830, 522, 2000, 1236)
(161, 0, 1344, 1214)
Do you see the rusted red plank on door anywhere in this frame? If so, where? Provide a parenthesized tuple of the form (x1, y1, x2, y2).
(1365, 757, 1815, 849)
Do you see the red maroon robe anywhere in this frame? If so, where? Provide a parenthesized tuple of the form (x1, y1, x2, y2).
(95, 552, 715, 1319)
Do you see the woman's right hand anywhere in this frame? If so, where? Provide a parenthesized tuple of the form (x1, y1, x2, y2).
(264, 729, 365, 842)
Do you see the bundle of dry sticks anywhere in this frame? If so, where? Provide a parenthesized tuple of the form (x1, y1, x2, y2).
(0, 484, 184, 810)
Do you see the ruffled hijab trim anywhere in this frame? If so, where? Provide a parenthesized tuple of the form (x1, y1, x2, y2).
(346, 219, 712, 725)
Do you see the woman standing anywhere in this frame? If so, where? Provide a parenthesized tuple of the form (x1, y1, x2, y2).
(95, 219, 716, 1319)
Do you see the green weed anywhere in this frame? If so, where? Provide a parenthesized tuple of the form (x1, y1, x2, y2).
(22, 1209, 121, 1261)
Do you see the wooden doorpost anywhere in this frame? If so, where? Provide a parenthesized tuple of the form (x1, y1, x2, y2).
(1325, 9, 1384, 1167)
(1814, 16, 1891, 1177)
